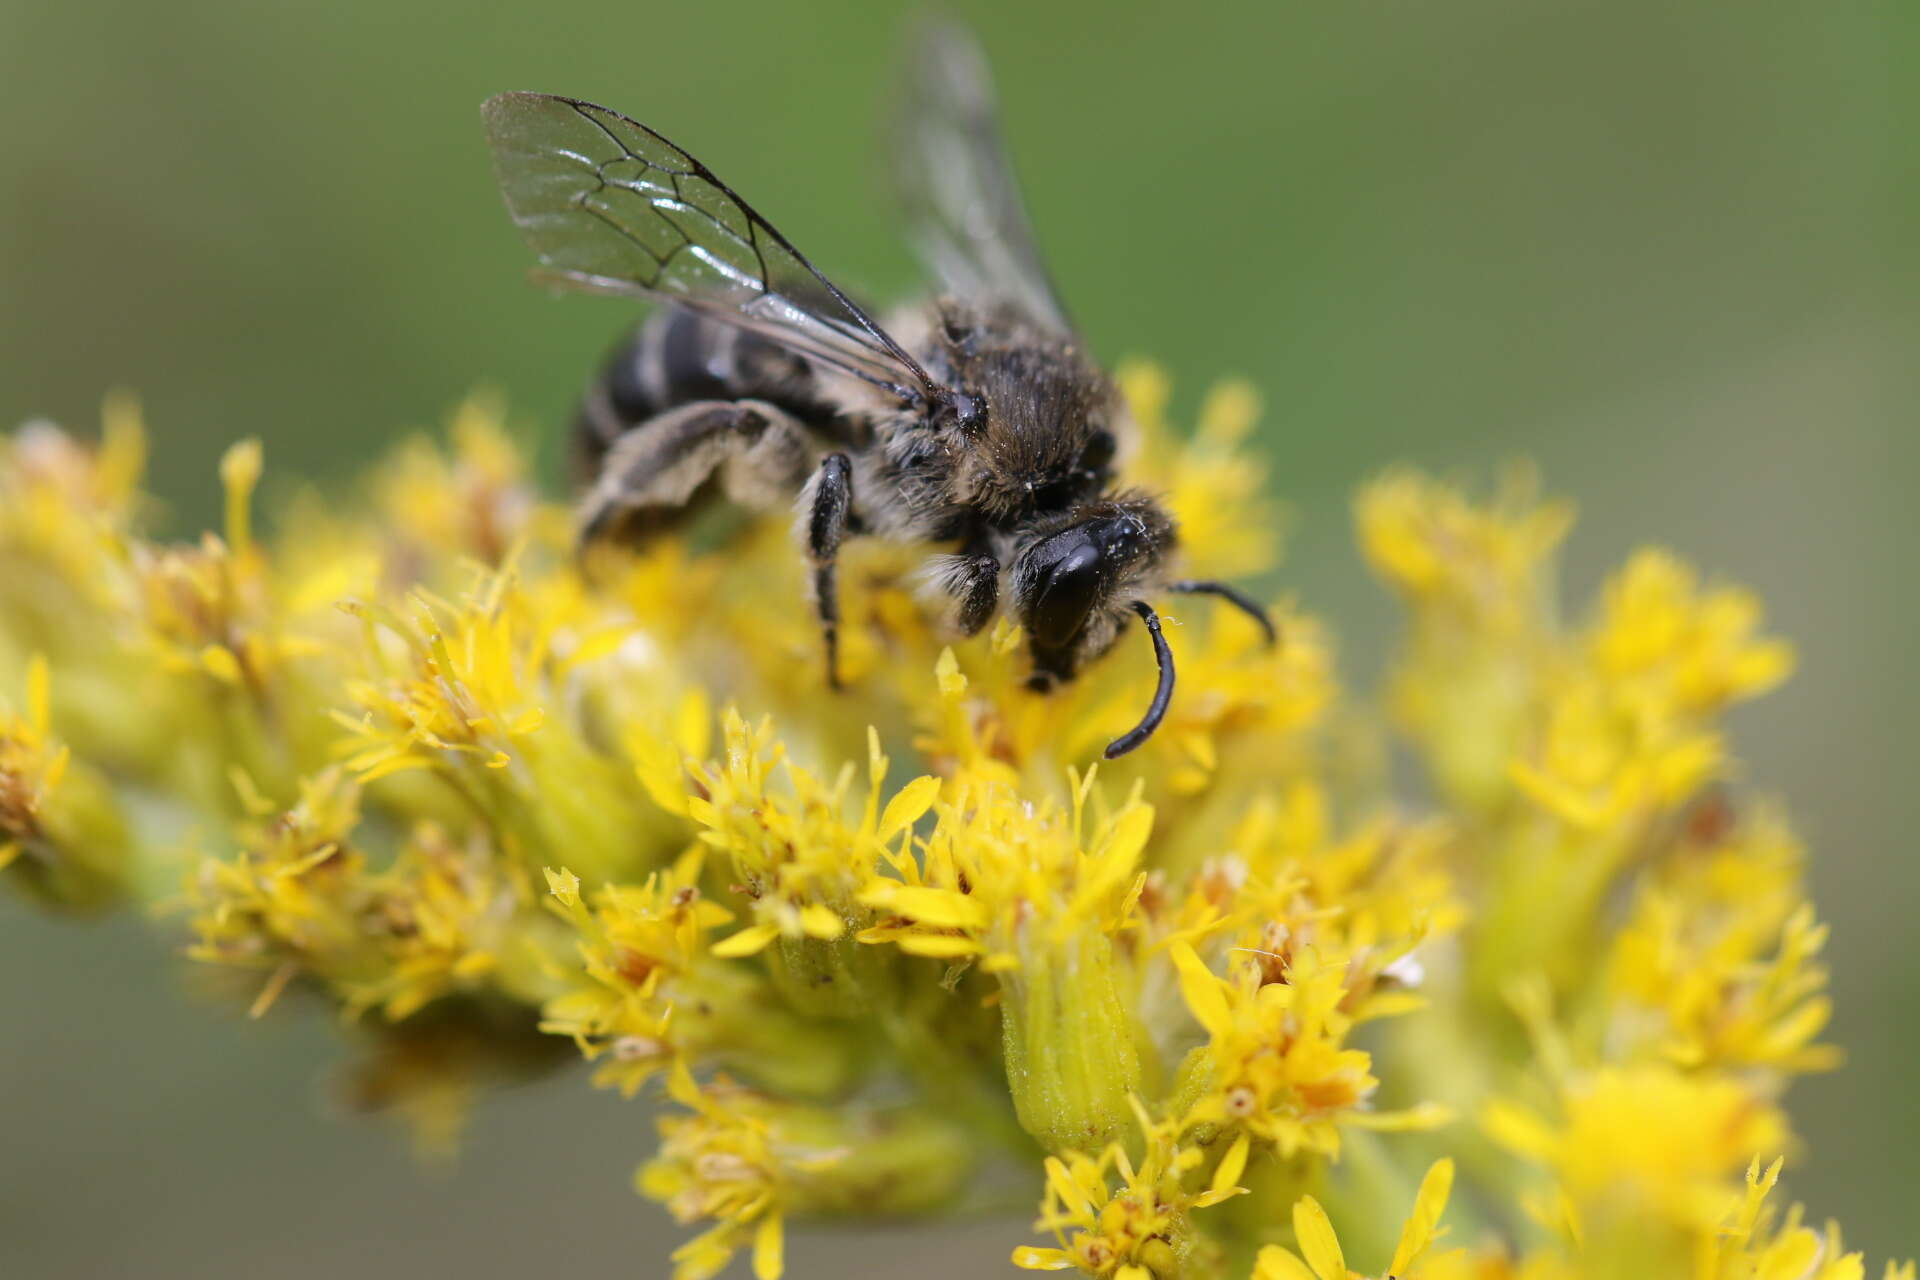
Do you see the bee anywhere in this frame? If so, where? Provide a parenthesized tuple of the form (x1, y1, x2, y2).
(480, 20, 1271, 758)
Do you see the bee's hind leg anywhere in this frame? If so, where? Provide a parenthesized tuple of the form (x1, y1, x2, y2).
(800, 452, 853, 689)
(578, 399, 813, 545)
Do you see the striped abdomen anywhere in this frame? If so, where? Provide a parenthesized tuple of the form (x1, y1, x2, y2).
(572, 307, 835, 483)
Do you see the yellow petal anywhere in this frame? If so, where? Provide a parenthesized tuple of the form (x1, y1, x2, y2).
(711, 923, 780, 958)
(873, 884, 985, 930)
(1388, 1157, 1454, 1276)
(1292, 1196, 1346, 1280)
(1101, 803, 1155, 868)
(1009, 1247, 1076, 1271)
(1347, 1101, 1454, 1131)
(1210, 1132, 1252, 1199)
(895, 934, 982, 958)
(1482, 1099, 1557, 1160)
(797, 904, 845, 939)
(877, 775, 940, 841)
(220, 437, 262, 551)
(1252, 1245, 1319, 1280)
(934, 647, 967, 695)
(199, 644, 244, 684)
(631, 731, 690, 816)
(25, 653, 50, 734)
(43, 745, 69, 792)
(1170, 941, 1234, 1038)
(543, 866, 581, 907)
(751, 1213, 784, 1280)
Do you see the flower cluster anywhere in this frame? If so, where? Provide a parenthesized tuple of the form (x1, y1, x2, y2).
(0, 372, 1903, 1278)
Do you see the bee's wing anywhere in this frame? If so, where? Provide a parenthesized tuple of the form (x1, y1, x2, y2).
(482, 91, 943, 406)
(891, 17, 1072, 332)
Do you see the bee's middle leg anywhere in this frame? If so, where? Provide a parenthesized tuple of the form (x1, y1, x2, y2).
(800, 452, 853, 689)
(579, 399, 813, 544)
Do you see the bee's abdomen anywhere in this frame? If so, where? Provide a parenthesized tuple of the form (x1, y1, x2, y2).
(572, 308, 825, 482)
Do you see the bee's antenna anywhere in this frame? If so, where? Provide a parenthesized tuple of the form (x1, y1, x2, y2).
(1167, 579, 1277, 647)
(1103, 600, 1175, 759)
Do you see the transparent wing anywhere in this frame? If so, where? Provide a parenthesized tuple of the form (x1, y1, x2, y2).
(892, 17, 1072, 331)
(482, 91, 941, 404)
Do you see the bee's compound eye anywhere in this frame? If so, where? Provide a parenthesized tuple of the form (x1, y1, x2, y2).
(1025, 537, 1105, 650)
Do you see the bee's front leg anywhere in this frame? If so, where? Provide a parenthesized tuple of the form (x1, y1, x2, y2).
(946, 548, 1001, 636)
(800, 453, 854, 689)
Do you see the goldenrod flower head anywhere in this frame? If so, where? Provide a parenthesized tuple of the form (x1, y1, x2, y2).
(1356, 466, 1569, 814)
(0, 656, 69, 865)
(1, 382, 1906, 1280)
(371, 391, 561, 566)
(641, 1065, 820, 1280)
(1589, 549, 1794, 715)
(0, 396, 144, 599)
(1485, 1062, 1789, 1237)
(1609, 805, 1839, 1075)
(1169, 939, 1446, 1160)
(1703, 1158, 1913, 1280)
(187, 767, 531, 1022)
(0, 655, 129, 908)
(1356, 465, 1570, 634)
(1012, 1104, 1249, 1279)
(643, 1062, 974, 1280)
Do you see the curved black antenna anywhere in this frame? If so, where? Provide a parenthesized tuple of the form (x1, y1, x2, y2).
(1103, 600, 1175, 759)
(1167, 579, 1278, 647)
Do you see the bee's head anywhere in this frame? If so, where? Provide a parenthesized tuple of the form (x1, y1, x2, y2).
(1010, 494, 1175, 690)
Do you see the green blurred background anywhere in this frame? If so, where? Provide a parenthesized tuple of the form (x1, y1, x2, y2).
(0, 0, 1905, 1272)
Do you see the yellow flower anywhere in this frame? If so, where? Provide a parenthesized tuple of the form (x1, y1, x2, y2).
(642, 1062, 974, 1280)
(1012, 1104, 1248, 1279)
(1589, 549, 1793, 716)
(539, 855, 859, 1099)
(187, 768, 540, 1022)
(333, 564, 668, 885)
(0, 655, 70, 870)
(1357, 466, 1570, 634)
(370, 391, 562, 566)
(1357, 466, 1569, 814)
(1253, 1157, 1456, 1280)
(856, 754, 1154, 1149)
(1609, 805, 1839, 1075)
(1484, 1062, 1788, 1239)
(641, 1065, 818, 1280)
(0, 396, 144, 619)
(690, 713, 908, 958)
(1702, 1157, 1915, 1280)
(1167, 940, 1448, 1160)
(1148, 779, 1462, 1012)
(0, 655, 130, 908)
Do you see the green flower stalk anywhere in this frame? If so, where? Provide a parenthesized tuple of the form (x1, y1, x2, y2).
(0, 375, 1906, 1280)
